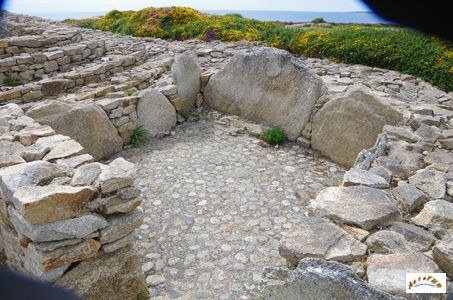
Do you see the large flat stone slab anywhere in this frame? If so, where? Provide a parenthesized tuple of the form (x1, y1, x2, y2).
(0, 161, 65, 201)
(279, 217, 367, 266)
(343, 168, 389, 189)
(367, 253, 440, 296)
(309, 186, 401, 230)
(8, 207, 107, 242)
(25, 238, 100, 272)
(12, 185, 96, 224)
(260, 258, 399, 300)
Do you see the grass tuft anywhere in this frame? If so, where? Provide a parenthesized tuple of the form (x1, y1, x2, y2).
(130, 125, 149, 147)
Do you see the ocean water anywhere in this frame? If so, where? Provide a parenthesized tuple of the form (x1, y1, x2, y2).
(204, 10, 390, 24)
(18, 10, 390, 24)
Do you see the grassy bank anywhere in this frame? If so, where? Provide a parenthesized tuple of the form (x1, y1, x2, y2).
(65, 7, 453, 91)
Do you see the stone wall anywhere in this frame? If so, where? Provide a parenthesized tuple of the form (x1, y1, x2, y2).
(0, 103, 147, 298)
(0, 38, 105, 83)
(0, 52, 145, 104)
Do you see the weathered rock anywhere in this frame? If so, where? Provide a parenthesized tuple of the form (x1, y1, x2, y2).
(390, 222, 436, 252)
(16, 125, 55, 146)
(56, 154, 93, 169)
(98, 158, 135, 194)
(432, 237, 453, 277)
(415, 124, 440, 143)
(137, 88, 176, 138)
(259, 258, 398, 300)
(366, 230, 413, 254)
(412, 200, 453, 238)
(102, 198, 141, 215)
(43, 139, 84, 161)
(25, 262, 70, 282)
(0, 161, 65, 201)
(354, 134, 388, 170)
(409, 168, 447, 199)
(0, 140, 25, 155)
(391, 181, 428, 212)
(102, 231, 136, 253)
(0, 103, 23, 119)
(311, 89, 403, 168)
(99, 208, 143, 244)
(309, 186, 400, 230)
(27, 101, 123, 160)
(439, 138, 453, 150)
(387, 140, 423, 172)
(0, 154, 25, 168)
(279, 217, 367, 266)
(424, 149, 453, 172)
(369, 166, 391, 183)
(56, 245, 148, 300)
(367, 253, 440, 297)
(8, 207, 107, 242)
(342, 168, 389, 189)
(71, 163, 101, 186)
(377, 156, 412, 179)
(204, 47, 324, 141)
(41, 79, 67, 96)
(33, 238, 84, 252)
(20, 144, 50, 161)
(171, 50, 201, 113)
(25, 239, 100, 272)
(342, 225, 370, 242)
(383, 125, 419, 143)
(11, 185, 96, 225)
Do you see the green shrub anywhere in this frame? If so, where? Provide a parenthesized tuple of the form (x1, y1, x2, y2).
(2, 73, 17, 86)
(65, 7, 453, 91)
(259, 128, 286, 145)
(311, 17, 326, 24)
(130, 126, 149, 147)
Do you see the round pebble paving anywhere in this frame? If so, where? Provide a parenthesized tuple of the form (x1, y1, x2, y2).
(125, 110, 344, 299)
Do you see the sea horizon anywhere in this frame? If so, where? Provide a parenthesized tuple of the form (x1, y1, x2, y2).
(5, 9, 391, 24)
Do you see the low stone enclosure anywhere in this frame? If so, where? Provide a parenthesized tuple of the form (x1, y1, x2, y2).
(1, 11, 453, 299)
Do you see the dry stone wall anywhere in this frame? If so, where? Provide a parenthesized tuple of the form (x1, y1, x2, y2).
(0, 103, 147, 297)
(0, 37, 106, 83)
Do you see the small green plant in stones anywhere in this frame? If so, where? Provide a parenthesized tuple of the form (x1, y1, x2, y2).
(2, 73, 17, 86)
(259, 127, 286, 145)
(130, 125, 149, 147)
(125, 88, 135, 96)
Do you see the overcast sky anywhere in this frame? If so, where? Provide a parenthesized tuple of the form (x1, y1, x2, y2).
(4, 0, 371, 14)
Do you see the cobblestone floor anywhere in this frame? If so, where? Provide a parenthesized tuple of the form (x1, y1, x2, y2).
(124, 110, 344, 299)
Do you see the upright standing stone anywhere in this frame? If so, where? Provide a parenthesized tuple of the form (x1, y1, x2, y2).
(137, 89, 176, 138)
(204, 48, 325, 141)
(171, 50, 201, 114)
(311, 89, 403, 168)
